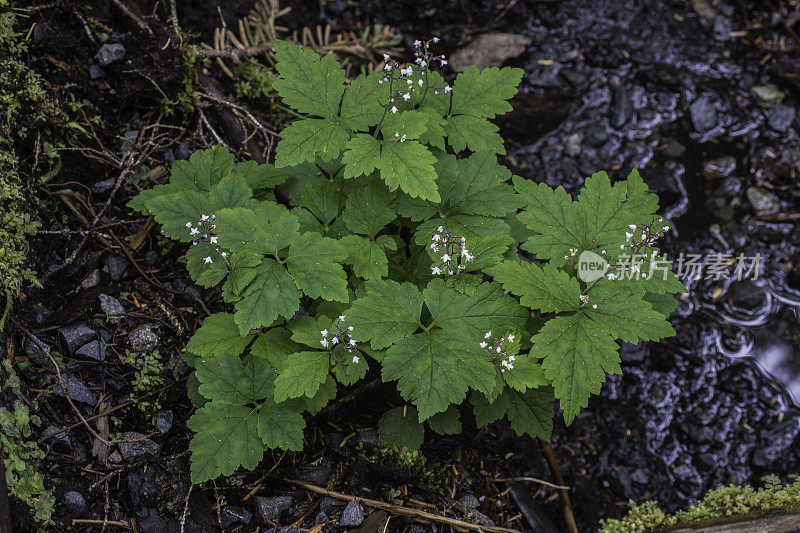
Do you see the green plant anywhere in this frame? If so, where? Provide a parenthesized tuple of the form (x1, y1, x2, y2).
(0, 359, 54, 523)
(599, 476, 800, 532)
(129, 39, 685, 483)
(120, 349, 166, 413)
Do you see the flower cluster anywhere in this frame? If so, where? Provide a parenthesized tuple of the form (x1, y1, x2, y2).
(379, 37, 450, 114)
(479, 332, 516, 372)
(430, 226, 474, 276)
(320, 315, 359, 363)
(579, 293, 598, 309)
(606, 216, 671, 280)
(185, 214, 227, 265)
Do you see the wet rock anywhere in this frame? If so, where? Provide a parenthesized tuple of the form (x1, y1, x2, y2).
(767, 104, 796, 133)
(54, 375, 97, 405)
(102, 255, 128, 280)
(81, 269, 100, 289)
(298, 464, 331, 485)
(355, 428, 380, 446)
(718, 176, 742, 196)
(750, 447, 770, 468)
(92, 177, 116, 194)
(64, 490, 86, 515)
(583, 122, 610, 147)
(98, 294, 125, 323)
(24, 335, 50, 359)
(458, 494, 480, 509)
(702, 156, 736, 179)
(672, 463, 699, 482)
(695, 453, 717, 472)
(253, 495, 293, 522)
(137, 508, 178, 533)
(339, 500, 364, 527)
(752, 85, 785, 107)
(691, 0, 718, 24)
(689, 96, 717, 132)
(631, 468, 649, 484)
(43, 425, 70, 446)
(118, 432, 161, 462)
(608, 470, 636, 499)
(746, 186, 779, 215)
(108, 451, 123, 464)
(680, 422, 715, 444)
(729, 280, 764, 309)
(610, 85, 634, 128)
(95, 43, 126, 66)
(560, 68, 587, 87)
(662, 139, 686, 158)
(449, 32, 532, 72)
(221, 506, 252, 527)
(315, 511, 329, 525)
(155, 410, 173, 433)
(59, 323, 95, 355)
(712, 15, 731, 41)
(75, 340, 105, 361)
(88, 64, 104, 79)
(129, 325, 159, 352)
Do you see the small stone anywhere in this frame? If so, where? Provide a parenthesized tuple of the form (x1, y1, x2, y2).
(702, 156, 736, 179)
(59, 323, 95, 355)
(95, 43, 126, 66)
(751, 447, 769, 468)
(680, 422, 715, 444)
(752, 85, 785, 107)
(98, 294, 125, 323)
(43, 425, 70, 446)
(631, 468, 649, 484)
(718, 176, 742, 196)
(121, 130, 139, 152)
(729, 280, 764, 309)
(253, 495, 293, 522)
(298, 465, 331, 485)
(564, 133, 581, 157)
(319, 496, 338, 515)
(712, 15, 731, 41)
(689, 96, 718, 132)
(75, 340, 105, 361)
(103, 255, 128, 281)
(695, 453, 717, 472)
(767, 104, 796, 133)
(355, 428, 380, 446)
(221, 506, 252, 527)
(155, 410, 173, 433)
(81, 270, 100, 289)
(129, 325, 159, 353)
(458, 494, 480, 509)
(118, 432, 161, 462)
(608, 470, 635, 499)
(88, 64, 104, 79)
(92, 178, 116, 194)
(108, 451, 123, 463)
(610, 85, 634, 129)
(672, 463, 699, 482)
(339, 500, 364, 527)
(54, 375, 98, 405)
(746, 186, 779, 215)
(449, 32, 532, 72)
(560, 69, 587, 87)
(24, 335, 50, 360)
(314, 511, 329, 525)
(64, 491, 86, 515)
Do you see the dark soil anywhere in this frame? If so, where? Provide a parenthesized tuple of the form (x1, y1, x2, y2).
(4, 0, 800, 532)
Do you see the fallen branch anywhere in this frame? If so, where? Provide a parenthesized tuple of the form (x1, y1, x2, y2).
(540, 440, 578, 533)
(285, 479, 523, 533)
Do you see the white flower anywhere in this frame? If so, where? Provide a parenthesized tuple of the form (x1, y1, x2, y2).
(406, 79, 413, 85)
(200, 214, 209, 221)
(629, 224, 636, 230)
(220, 252, 227, 258)
(379, 79, 384, 84)
(190, 227, 200, 236)
(352, 355, 359, 364)
(440, 59, 448, 66)
(442, 254, 451, 262)
(431, 266, 441, 275)
(203, 256, 213, 264)
(430, 243, 437, 250)
(418, 78, 424, 86)
(432, 234, 440, 241)
(384, 64, 392, 71)
(349, 339, 356, 347)
(432, 37, 439, 43)
(509, 355, 516, 362)
(496, 346, 502, 353)
(438, 226, 444, 232)
(448, 269, 454, 275)
(464, 252, 474, 262)
(461, 236, 466, 243)
(321, 339, 329, 348)
(507, 335, 515, 342)
(444, 85, 451, 93)
(339, 315, 346, 322)
(185, 222, 192, 228)
(401, 67, 413, 76)
(413, 40, 421, 47)
(348, 326, 353, 331)
(321, 329, 328, 337)
(402, 93, 411, 101)
(331, 336, 339, 345)
(485, 332, 492, 339)
(391, 105, 398, 114)
(383, 53, 390, 62)
(625, 232, 632, 241)
(210, 236, 218, 244)
(592, 304, 598, 309)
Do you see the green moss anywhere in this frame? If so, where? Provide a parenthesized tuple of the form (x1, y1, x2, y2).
(233, 62, 278, 100)
(120, 349, 166, 413)
(598, 476, 800, 532)
(0, 359, 54, 523)
(368, 446, 450, 496)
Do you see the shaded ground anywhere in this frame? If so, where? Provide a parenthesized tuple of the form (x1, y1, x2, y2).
(3, 0, 800, 531)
